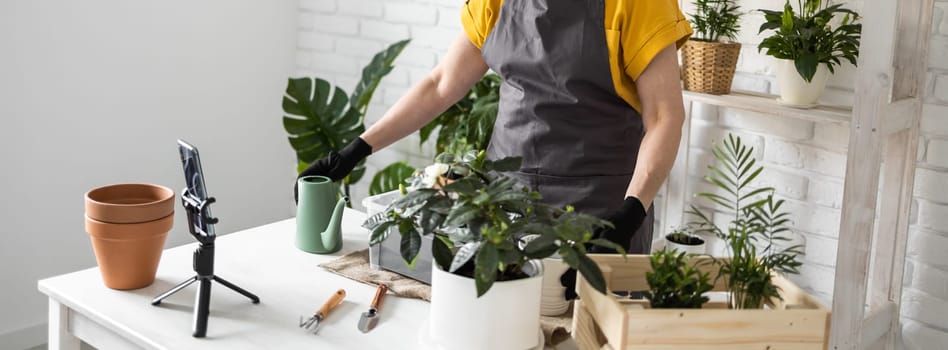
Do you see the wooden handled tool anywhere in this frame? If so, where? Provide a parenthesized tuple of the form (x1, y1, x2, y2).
(358, 284, 388, 333)
(299, 289, 346, 334)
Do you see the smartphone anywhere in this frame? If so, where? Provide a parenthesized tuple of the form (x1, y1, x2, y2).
(177, 139, 215, 237)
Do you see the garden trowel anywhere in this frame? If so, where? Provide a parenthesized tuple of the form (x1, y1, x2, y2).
(357, 284, 388, 333)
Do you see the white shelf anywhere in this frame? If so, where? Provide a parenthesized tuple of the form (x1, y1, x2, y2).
(682, 90, 852, 126)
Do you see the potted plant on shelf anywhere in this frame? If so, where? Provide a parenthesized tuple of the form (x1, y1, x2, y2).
(365, 150, 620, 350)
(681, 0, 743, 95)
(664, 225, 707, 255)
(688, 134, 803, 309)
(645, 248, 714, 309)
(758, 0, 861, 107)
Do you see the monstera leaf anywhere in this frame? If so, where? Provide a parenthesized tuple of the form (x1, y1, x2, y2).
(283, 78, 366, 185)
(282, 39, 411, 189)
(369, 161, 416, 195)
(351, 39, 410, 116)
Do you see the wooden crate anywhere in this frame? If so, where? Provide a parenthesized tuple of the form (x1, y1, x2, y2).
(572, 254, 831, 350)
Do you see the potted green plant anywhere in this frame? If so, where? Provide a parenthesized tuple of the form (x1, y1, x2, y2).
(282, 39, 410, 200)
(681, 0, 743, 95)
(365, 150, 619, 350)
(645, 248, 714, 309)
(664, 225, 707, 255)
(758, 0, 861, 106)
(688, 134, 803, 309)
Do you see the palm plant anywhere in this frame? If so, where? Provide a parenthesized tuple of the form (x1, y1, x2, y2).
(688, 134, 803, 308)
(691, 0, 742, 42)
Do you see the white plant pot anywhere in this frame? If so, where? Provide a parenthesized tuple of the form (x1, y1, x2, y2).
(428, 260, 543, 350)
(539, 258, 571, 316)
(664, 234, 707, 255)
(776, 59, 830, 106)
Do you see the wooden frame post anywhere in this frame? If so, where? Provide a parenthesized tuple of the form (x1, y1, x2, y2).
(831, 0, 932, 348)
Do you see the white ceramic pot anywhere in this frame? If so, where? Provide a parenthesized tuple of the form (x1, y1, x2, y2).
(776, 59, 830, 106)
(540, 258, 570, 316)
(664, 234, 707, 255)
(428, 260, 543, 350)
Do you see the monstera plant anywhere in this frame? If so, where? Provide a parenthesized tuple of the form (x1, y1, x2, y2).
(282, 39, 410, 199)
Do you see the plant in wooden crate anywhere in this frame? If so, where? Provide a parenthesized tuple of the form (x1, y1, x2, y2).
(681, 0, 743, 94)
(758, 0, 861, 106)
(283, 39, 410, 201)
(644, 248, 714, 309)
(364, 150, 618, 349)
(366, 74, 502, 196)
(688, 134, 803, 308)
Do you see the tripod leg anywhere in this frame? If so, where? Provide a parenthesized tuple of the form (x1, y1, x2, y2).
(192, 278, 212, 338)
(213, 276, 260, 304)
(152, 276, 199, 306)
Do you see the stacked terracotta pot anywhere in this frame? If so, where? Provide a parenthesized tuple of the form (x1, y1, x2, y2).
(84, 184, 174, 290)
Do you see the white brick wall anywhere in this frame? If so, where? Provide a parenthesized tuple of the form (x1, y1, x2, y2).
(297, 0, 948, 346)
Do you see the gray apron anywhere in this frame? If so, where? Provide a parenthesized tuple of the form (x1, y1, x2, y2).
(482, 0, 653, 253)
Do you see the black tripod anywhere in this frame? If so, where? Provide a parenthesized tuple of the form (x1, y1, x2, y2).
(151, 189, 260, 338)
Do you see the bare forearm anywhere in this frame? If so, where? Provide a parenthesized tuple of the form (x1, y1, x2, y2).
(626, 117, 682, 208)
(361, 33, 488, 151)
(361, 75, 461, 151)
(626, 44, 686, 208)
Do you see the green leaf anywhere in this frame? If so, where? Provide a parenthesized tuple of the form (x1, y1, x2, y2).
(588, 239, 626, 255)
(442, 178, 482, 195)
(350, 39, 410, 112)
(475, 243, 499, 297)
(576, 253, 608, 295)
(523, 234, 559, 259)
(450, 241, 482, 273)
(400, 225, 422, 268)
(795, 53, 819, 82)
(491, 157, 522, 172)
(369, 162, 416, 195)
(369, 220, 395, 245)
(444, 203, 480, 227)
(432, 236, 454, 271)
(283, 77, 366, 180)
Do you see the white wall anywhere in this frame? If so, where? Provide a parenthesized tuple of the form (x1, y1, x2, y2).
(0, 1, 298, 347)
(297, 0, 948, 348)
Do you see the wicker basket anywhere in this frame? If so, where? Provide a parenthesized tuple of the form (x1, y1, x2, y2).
(680, 40, 742, 95)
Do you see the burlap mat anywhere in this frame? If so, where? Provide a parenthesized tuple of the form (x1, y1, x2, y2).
(318, 249, 573, 346)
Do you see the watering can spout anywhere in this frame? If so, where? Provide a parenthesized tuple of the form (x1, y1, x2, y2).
(322, 196, 347, 248)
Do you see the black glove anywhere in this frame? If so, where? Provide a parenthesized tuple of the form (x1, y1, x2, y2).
(294, 137, 373, 203)
(589, 196, 647, 253)
(560, 196, 647, 300)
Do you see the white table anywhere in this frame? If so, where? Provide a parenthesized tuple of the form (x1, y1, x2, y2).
(38, 208, 577, 349)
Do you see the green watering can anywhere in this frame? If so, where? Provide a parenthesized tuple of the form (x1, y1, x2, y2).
(295, 176, 346, 254)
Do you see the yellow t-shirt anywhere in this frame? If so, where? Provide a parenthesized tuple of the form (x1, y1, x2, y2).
(461, 0, 693, 112)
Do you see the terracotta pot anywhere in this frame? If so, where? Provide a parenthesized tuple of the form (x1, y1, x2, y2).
(85, 183, 175, 223)
(84, 183, 175, 290)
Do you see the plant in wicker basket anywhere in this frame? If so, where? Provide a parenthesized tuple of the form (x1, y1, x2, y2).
(681, 0, 743, 95)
